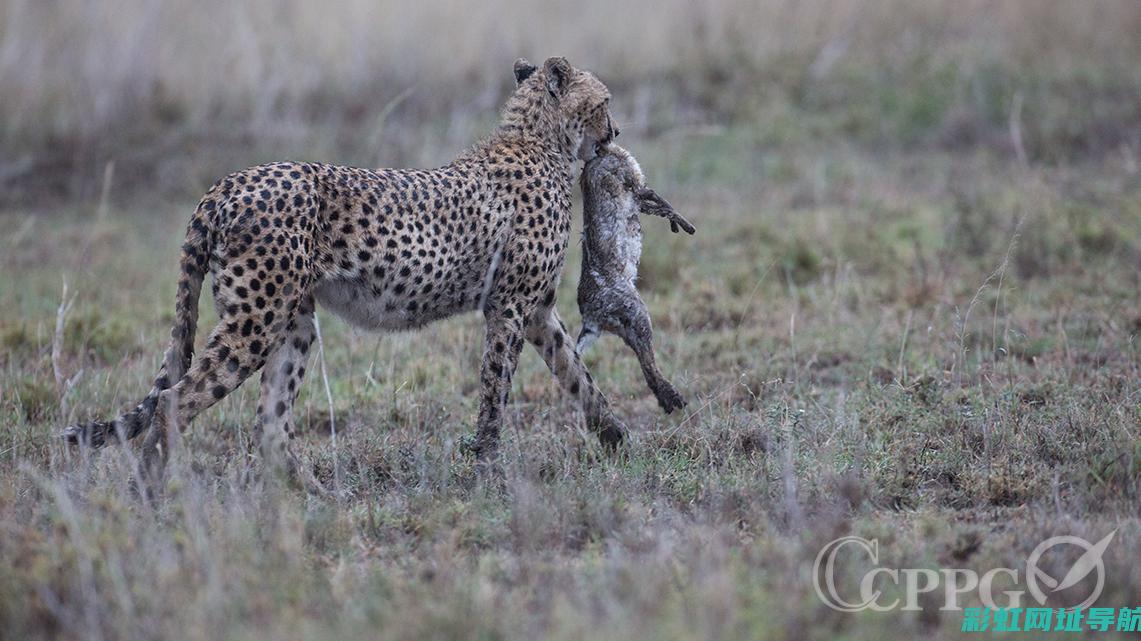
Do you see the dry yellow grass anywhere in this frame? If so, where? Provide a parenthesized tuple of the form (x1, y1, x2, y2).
(2, 0, 1139, 143)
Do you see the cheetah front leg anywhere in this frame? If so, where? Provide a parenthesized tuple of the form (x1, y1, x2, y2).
(526, 304, 626, 448)
(471, 307, 527, 462)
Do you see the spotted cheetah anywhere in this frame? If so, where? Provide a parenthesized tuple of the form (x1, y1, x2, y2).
(64, 57, 626, 483)
(577, 143, 694, 414)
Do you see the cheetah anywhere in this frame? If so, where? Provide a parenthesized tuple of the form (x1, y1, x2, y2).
(576, 143, 695, 414)
(64, 57, 627, 483)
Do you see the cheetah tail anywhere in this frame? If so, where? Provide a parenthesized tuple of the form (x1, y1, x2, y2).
(61, 206, 212, 448)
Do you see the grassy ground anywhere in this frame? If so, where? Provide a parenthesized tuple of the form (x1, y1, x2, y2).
(1, 134, 1138, 639)
(2, 2, 1141, 639)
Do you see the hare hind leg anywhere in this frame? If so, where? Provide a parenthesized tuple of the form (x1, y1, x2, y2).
(609, 297, 687, 414)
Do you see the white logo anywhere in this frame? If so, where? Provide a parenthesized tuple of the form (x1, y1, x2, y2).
(1026, 531, 1116, 611)
(813, 530, 1117, 612)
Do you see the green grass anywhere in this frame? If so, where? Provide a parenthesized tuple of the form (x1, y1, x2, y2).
(1, 133, 1138, 640)
(6, 1, 1141, 208)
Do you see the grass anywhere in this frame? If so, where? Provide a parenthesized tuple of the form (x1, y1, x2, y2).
(1, 137, 1138, 639)
(2, 1, 1141, 639)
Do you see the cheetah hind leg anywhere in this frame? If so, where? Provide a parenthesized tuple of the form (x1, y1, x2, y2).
(138, 252, 314, 492)
(138, 322, 278, 492)
(249, 298, 330, 496)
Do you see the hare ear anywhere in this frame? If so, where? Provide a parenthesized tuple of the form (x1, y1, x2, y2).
(513, 58, 537, 85)
(543, 57, 572, 97)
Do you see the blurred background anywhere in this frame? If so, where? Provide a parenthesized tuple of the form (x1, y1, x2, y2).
(2, 0, 1139, 206)
(2, 4, 1140, 639)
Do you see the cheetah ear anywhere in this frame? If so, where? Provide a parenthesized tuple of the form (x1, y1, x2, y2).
(543, 57, 572, 97)
(513, 58, 537, 85)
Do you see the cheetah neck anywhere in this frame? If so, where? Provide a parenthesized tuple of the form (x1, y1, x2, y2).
(494, 95, 581, 164)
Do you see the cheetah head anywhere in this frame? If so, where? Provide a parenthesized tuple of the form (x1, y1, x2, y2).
(509, 57, 618, 161)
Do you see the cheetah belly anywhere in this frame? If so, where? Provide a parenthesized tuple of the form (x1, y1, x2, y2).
(313, 254, 492, 332)
(313, 279, 420, 331)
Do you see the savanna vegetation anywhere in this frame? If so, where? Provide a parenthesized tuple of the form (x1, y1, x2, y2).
(1, 1, 1138, 639)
